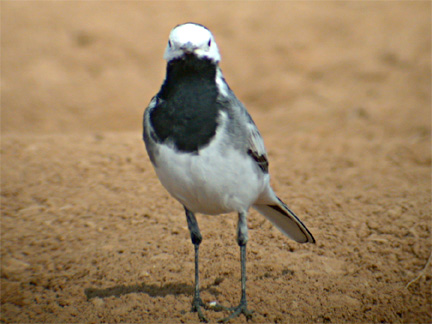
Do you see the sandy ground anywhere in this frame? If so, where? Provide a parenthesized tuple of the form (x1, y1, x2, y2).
(1, 2, 431, 323)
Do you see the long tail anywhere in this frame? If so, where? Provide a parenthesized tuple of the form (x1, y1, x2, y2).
(253, 197, 315, 243)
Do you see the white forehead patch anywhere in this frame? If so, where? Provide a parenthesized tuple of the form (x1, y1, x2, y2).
(163, 23, 221, 63)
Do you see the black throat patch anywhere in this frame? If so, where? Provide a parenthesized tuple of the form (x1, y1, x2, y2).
(150, 55, 220, 153)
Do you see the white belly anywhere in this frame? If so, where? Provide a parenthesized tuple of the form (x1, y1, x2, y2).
(153, 139, 269, 215)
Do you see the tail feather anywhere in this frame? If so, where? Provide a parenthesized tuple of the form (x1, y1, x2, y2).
(252, 197, 315, 243)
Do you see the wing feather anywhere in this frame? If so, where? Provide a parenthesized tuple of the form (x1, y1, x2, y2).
(246, 122, 269, 173)
(221, 90, 269, 174)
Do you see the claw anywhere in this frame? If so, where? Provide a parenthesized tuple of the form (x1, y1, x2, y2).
(217, 301, 253, 323)
(191, 297, 208, 323)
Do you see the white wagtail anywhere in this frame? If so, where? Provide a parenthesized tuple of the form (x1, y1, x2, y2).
(143, 23, 315, 322)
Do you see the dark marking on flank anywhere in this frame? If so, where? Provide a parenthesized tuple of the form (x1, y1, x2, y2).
(247, 149, 268, 173)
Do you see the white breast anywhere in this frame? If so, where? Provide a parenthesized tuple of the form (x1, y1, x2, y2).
(153, 113, 269, 215)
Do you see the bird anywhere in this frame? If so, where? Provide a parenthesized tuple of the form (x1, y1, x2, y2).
(142, 22, 315, 323)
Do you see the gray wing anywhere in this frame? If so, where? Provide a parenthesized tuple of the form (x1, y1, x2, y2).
(245, 118, 269, 173)
(222, 93, 269, 173)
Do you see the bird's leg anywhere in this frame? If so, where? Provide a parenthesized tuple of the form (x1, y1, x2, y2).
(218, 211, 254, 323)
(184, 207, 208, 323)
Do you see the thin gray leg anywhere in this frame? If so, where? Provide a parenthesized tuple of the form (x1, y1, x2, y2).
(218, 211, 253, 322)
(184, 207, 208, 323)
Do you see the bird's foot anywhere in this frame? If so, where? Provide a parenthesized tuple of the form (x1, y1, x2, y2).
(214, 299, 253, 323)
(191, 296, 208, 323)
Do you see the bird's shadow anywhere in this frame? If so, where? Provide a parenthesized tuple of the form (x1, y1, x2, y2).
(85, 281, 220, 300)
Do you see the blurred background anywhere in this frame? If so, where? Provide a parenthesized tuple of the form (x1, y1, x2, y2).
(2, 1, 430, 137)
(1, 2, 431, 323)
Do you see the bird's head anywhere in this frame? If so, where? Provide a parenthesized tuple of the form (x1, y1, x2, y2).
(164, 23, 221, 63)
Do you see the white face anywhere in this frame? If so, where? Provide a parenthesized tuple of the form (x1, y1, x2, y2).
(163, 23, 221, 63)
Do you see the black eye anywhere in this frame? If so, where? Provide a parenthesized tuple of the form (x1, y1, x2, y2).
(207, 39, 211, 47)
(168, 40, 172, 48)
